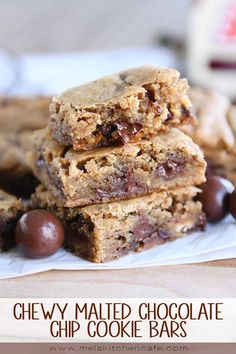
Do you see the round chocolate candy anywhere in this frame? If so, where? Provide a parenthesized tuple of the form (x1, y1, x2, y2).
(15, 210, 64, 258)
(197, 176, 232, 223)
(230, 189, 236, 219)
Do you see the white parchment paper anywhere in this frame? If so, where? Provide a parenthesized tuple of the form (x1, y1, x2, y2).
(0, 49, 235, 279)
(0, 217, 236, 279)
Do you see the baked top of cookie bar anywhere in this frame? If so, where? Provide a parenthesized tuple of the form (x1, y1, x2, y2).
(0, 95, 50, 132)
(53, 66, 187, 107)
(49, 66, 194, 151)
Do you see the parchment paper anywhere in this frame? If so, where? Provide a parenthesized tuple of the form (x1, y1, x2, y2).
(0, 217, 236, 279)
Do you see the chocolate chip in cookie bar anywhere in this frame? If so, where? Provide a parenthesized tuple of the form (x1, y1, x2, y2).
(49, 66, 195, 151)
(28, 128, 206, 207)
(31, 185, 205, 263)
(0, 189, 24, 251)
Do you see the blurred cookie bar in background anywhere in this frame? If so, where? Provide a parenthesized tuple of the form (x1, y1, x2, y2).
(0, 96, 51, 197)
(182, 87, 236, 185)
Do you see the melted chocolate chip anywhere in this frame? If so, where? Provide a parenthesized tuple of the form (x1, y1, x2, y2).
(154, 156, 185, 180)
(96, 170, 148, 199)
(181, 106, 191, 117)
(166, 111, 174, 121)
(99, 119, 143, 144)
(99, 123, 117, 139)
(132, 216, 171, 243)
(132, 218, 156, 241)
(116, 120, 143, 143)
(146, 90, 156, 102)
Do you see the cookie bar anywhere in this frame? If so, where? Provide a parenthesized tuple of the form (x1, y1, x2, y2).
(0, 131, 39, 198)
(28, 128, 206, 207)
(49, 66, 194, 151)
(0, 189, 23, 251)
(183, 87, 236, 184)
(31, 185, 205, 263)
(0, 95, 50, 132)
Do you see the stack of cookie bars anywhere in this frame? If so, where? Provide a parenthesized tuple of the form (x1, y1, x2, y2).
(29, 66, 206, 263)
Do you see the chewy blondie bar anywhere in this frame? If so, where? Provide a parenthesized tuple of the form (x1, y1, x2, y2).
(0, 189, 24, 251)
(183, 87, 236, 185)
(0, 95, 50, 132)
(0, 130, 39, 197)
(31, 185, 205, 263)
(29, 128, 206, 207)
(49, 66, 194, 151)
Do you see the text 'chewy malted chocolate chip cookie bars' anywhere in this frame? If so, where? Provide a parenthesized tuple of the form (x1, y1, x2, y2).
(49, 66, 194, 151)
(29, 65, 206, 262)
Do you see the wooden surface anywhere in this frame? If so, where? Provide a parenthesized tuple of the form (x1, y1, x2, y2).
(1, 259, 236, 298)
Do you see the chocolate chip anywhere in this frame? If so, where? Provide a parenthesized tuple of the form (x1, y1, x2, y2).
(96, 170, 148, 199)
(154, 156, 185, 179)
(181, 106, 191, 117)
(116, 120, 143, 143)
(15, 210, 64, 258)
(132, 216, 171, 242)
(125, 171, 147, 194)
(99, 123, 117, 139)
(132, 216, 157, 241)
(146, 90, 156, 102)
(157, 230, 172, 240)
(166, 111, 174, 121)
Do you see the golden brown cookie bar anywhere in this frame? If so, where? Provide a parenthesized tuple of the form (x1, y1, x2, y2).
(49, 66, 194, 151)
(31, 185, 205, 263)
(183, 87, 236, 185)
(0, 95, 50, 132)
(0, 189, 24, 251)
(0, 131, 39, 198)
(28, 128, 206, 207)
